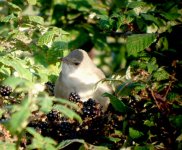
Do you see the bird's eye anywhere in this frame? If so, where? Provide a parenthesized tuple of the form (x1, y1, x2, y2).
(74, 62, 80, 66)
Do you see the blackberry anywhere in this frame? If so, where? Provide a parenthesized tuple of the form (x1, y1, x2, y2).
(47, 110, 60, 122)
(0, 85, 12, 96)
(45, 82, 55, 96)
(38, 121, 50, 135)
(83, 98, 96, 107)
(69, 92, 81, 102)
(82, 99, 102, 118)
(56, 121, 73, 135)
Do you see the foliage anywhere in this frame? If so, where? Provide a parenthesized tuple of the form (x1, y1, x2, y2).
(0, 0, 182, 149)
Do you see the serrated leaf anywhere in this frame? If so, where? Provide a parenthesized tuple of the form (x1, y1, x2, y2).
(0, 14, 16, 22)
(53, 105, 82, 123)
(126, 33, 156, 56)
(153, 68, 169, 81)
(27, 0, 37, 5)
(27, 127, 57, 150)
(54, 98, 78, 110)
(98, 15, 111, 31)
(3, 77, 32, 90)
(144, 120, 155, 127)
(103, 93, 130, 113)
(23, 16, 44, 25)
(141, 14, 160, 26)
(0, 57, 32, 80)
(161, 12, 181, 21)
(57, 139, 85, 149)
(38, 31, 55, 46)
(7, 2, 22, 12)
(0, 142, 16, 150)
(6, 98, 31, 135)
(37, 97, 53, 113)
(52, 27, 69, 35)
(129, 127, 144, 139)
(128, 1, 146, 8)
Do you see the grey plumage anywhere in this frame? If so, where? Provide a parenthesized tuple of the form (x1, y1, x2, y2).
(54, 49, 112, 111)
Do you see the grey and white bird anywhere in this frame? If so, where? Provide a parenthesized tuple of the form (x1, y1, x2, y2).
(54, 49, 112, 111)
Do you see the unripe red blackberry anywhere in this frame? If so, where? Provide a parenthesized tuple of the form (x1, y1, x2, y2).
(0, 85, 12, 96)
(69, 92, 81, 102)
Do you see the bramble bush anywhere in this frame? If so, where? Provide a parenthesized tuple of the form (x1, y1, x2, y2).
(0, 0, 182, 149)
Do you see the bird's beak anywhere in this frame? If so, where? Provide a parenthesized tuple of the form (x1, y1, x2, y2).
(59, 57, 68, 63)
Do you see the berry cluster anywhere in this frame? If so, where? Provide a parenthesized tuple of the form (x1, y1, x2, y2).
(0, 85, 12, 96)
(82, 98, 102, 118)
(69, 92, 81, 102)
(28, 92, 109, 143)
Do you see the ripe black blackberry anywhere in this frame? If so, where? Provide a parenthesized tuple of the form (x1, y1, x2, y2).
(55, 121, 73, 136)
(45, 82, 55, 96)
(82, 98, 102, 118)
(47, 110, 60, 122)
(38, 121, 50, 135)
(69, 92, 81, 102)
(0, 85, 12, 96)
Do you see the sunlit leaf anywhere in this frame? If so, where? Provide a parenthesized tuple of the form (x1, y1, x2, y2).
(0, 14, 16, 22)
(126, 33, 156, 56)
(5, 98, 31, 135)
(0, 142, 16, 150)
(0, 57, 32, 80)
(27, 127, 57, 150)
(53, 104, 82, 123)
(57, 139, 85, 149)
(127, 1, 146, 8)
(26, 16, 44, 25)
(27, 0, 37, 5)
(129, 127, 144, 139)
(153, 68, 169, 81)
(38, 31, 55, 46)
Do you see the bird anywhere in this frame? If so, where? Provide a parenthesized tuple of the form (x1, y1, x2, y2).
(54, 49, 112, 111)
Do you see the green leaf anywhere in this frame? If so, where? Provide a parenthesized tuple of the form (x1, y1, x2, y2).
(141, 14, 160, 26)
(103, 93, 130, 113)
(144, 120, 155, 127)
(153, 68, 169, 81)
(0, 14, 16, 22)
(5, 98, 31, 135)
(27, 127, 57, 150)
(23, 16, 44, 25)
(3, 77, 32, 90)
(127, 1, 146, 8)
(7, 2, 22, 12)
(0, 57, 32, 80)
(27, 16, 44, 24)
(126, 34, 156, 56)
(57, 139, 85, 149)
(133, 145, 155, 150)
(169, 115, 182, 129)
(0, 142, 16, 150)
(53, 104, 82, 123)
(54, 98, 79, 110)
(98, 15, 112, 31)
(129, 127, 144, 139)
(37, 97, 53, 113)
(27, 0, 37, 5)
(38, 31, 55, 46)
(161, 12, 181, 21)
